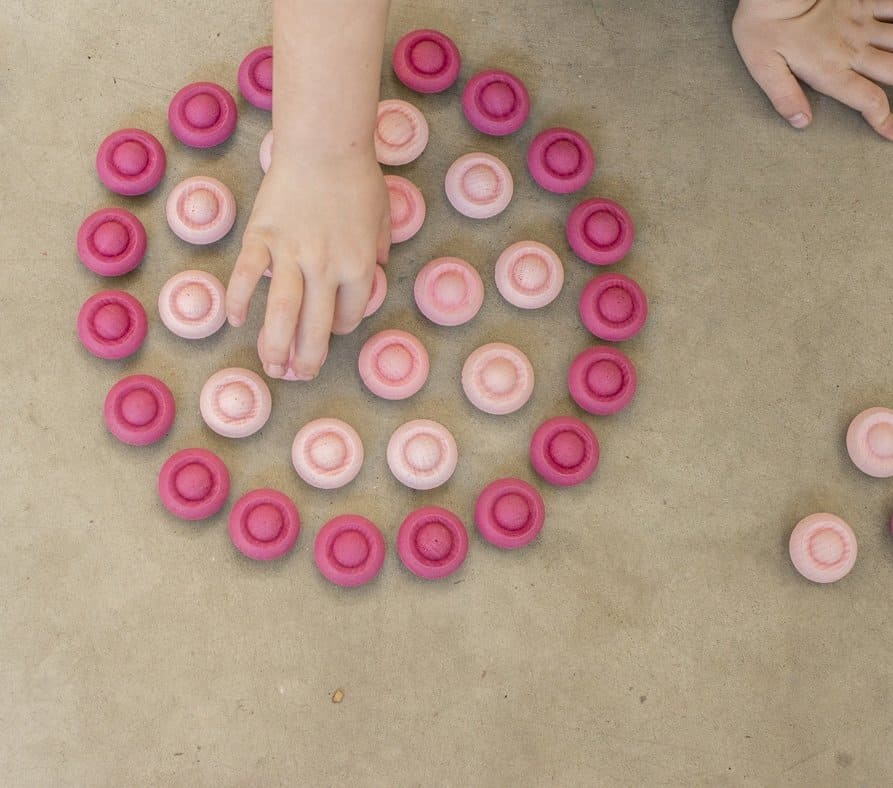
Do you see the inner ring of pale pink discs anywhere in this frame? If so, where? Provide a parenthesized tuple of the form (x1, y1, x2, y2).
(380, 109, 414, 146)
(403, 433, 442, 472)
(308, 432, 348, 471)
(173, 283, 212, 321)
(867, 421, 893, 457)
(376, 343, 414, 383)
(215, 381, 255, 421)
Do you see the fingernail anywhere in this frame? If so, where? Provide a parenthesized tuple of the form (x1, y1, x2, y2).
(265, 364, 284, 378)
(291, 365, 317, 382)
(788, 113, 809, 129)
(227, 315, 243, 327)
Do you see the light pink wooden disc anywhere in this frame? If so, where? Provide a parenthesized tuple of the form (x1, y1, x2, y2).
(166, 176, 236, 244)
(386, 174, 426, 243)
(158, 269, 227, 339)
(387, 419, 458, 490)
(789, 513, 857, 584)
(494, 240, 564, 309)
(292, 418, 364, 489)
(199, 367, 272, 438)
(461, 342, 534, 415)
(375, 99, 429, 166)
(444, 152, 512, 219)
(413, 257, 484, 326)
(846, 407, 893, 477)
(358, 329, 429, 400)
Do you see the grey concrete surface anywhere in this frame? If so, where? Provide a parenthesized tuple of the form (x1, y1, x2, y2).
(3, 0, 893, 785)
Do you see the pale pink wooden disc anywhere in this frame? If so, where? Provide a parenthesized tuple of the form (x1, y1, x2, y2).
(461, 342, 534, 415)
(199, 367, 272, 438)
(292, 418, 364, 489)
(158, 269, 227, 339)
(387, 419, 458, 490)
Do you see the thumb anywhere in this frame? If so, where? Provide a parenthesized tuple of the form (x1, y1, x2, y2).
(740, 48, 812, 129)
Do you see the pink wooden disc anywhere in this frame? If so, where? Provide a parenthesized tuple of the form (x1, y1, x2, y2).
(461, 343, 534, 415)
(494, 240, 564, 309)
(314, 514, 386, 587)
(77, 289, 147, 360)
(375, 99, 429, 166)
(789, 513, 857, 584)
(158, 448, 230, 521)
(158, 269, 227, 340)
(444, 152, 513, 219)
(386, 174, 426, 243)
(229, 488, 300, 561)
(77, 207, 147, 277)
(397, 506, 468, 579)
(358, 329, 429, 400)
(104, 374, 175, 446)
(238, 45, 273, 110)
(292, 418, 364, 489)
(387, 419, 458, 490)
(166, 176, 236, 245)
(413, 256, 484, 326)
(199, 368, 272, 438)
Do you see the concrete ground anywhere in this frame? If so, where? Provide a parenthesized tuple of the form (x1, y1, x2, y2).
(4, 0, 893, 785)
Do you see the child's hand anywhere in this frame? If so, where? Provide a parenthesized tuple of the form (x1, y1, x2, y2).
(226, 152, 391, 380)
(733, 0, 893, 139)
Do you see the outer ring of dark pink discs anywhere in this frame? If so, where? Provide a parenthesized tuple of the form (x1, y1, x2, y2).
(578, 273, 648, 342)
(567, 346, 637, 415)
(313, 514, 386, 587)
(168, 82, 238, 148)
(392, 29, 461, 93)
(397, 506, 469, 579)
(238, 46, 273, 110)
(95, 128, 167, 196)
(527, 127, 595, 194)
(157, 448, 231, 521)
(103, 374, 175, 446)
(529, 416, 600, 486)
(566, 197, 634, 265)
(229, 488, 301, 561)
(76, 207, 147, 276)
(474, 478, 545, 549)
(461, 69, 530, 136)
(77, 289, 148, 360)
